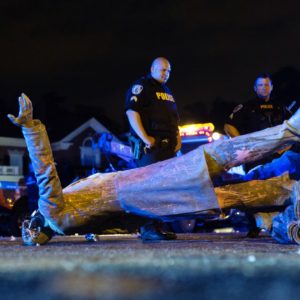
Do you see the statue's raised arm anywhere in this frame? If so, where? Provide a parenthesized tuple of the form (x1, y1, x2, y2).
(7, 93, 34, 128)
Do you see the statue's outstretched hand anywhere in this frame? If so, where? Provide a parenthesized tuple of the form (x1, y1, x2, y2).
(7, 93, 34, 127)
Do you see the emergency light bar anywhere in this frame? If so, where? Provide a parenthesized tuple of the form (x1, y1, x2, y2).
(179, 123, 214, 137)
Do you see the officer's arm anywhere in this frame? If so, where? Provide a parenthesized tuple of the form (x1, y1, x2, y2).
(126, 110, 155, 148)
(175, 130, 182, 152)
(224, 123, 240, 138)
(224, 104, 244, 138)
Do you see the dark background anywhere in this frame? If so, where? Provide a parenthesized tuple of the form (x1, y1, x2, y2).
(1, 0, 300, 139)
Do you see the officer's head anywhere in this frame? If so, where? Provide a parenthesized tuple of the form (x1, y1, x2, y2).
(253, 73, 273, 101)
(151, 57, 171, 84)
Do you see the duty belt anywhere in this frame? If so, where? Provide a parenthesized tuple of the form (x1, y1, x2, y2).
(155, 137, 170, 148)
(129, 135, 174, 159)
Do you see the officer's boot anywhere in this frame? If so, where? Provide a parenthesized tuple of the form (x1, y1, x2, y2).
(140, 220, 177, 241)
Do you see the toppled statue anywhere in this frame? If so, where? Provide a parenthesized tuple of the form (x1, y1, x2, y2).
(7, 94, 300, 245)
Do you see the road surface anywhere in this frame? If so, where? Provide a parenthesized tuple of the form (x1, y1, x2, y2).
(0, 233, 299, 299)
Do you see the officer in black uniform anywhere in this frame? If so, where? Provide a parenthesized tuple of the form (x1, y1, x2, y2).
(125, 57, 181, 240)
(222, 73, 292, 237)
(224, 73, 291, 171)
(125, 57, 181, 167)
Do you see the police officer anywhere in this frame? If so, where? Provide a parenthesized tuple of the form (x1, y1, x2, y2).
(125, 57, 181, 167)
(224, 73, 290, 137)
(125, 57, 181, 240)
(224, 73, 291, 172)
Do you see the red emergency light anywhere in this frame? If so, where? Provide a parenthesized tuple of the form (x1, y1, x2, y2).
(179, 123, 215, 137)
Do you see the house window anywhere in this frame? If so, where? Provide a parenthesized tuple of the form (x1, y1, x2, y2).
(80, 137, 101, 168)
(7, 149, 24, 175)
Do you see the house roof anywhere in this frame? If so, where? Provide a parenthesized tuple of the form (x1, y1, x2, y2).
(0, 137, 26, 148)
(52, 117, 120, 151)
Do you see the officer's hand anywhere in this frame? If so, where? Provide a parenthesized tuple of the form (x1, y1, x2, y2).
(7, 93, 34, 128)
(144, 136, 156, 148)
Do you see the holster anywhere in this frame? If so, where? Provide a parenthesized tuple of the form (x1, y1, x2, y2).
(129, 135, 144, 160)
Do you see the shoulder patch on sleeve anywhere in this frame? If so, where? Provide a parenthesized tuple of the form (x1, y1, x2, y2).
(131, 84, 143, 95)
(130, 96, 138, 102)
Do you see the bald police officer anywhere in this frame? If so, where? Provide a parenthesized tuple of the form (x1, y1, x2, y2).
(125, 57, 181, 240)
(126, 57, 181, 166)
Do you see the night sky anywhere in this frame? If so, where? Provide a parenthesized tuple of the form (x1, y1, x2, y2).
(1, 0, 300, 137)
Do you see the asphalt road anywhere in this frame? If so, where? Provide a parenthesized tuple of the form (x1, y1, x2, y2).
(0, 233, 300, 300)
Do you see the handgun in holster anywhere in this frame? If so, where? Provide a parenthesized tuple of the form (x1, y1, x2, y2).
(129, 135, 145, 160)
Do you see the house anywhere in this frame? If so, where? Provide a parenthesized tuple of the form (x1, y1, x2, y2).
(51, 117, 132, 186)
(0, 117, 132, 203)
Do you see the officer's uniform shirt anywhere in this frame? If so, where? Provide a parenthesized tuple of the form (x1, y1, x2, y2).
(125, 74, 179, 147)
(226, 97, 290, 172)
(227, 98, 288, 135)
